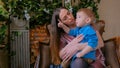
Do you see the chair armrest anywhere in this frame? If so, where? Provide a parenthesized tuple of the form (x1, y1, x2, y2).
(104, 38, 120, 68)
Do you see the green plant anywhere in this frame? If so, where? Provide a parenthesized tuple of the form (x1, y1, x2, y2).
(0, 1, 9, 46)
(29, 0, 62, 28)
(2, 0, 101, 28)
(0, 24, 7, 45)
(65, 0, 101, 20)
(0, 5, 9, 21)
(2, 0, 62, 28)
(0, 0, 101, 44)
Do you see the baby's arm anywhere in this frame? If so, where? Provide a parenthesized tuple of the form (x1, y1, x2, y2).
(76, 26, 98, 58)
(58, 22, 70, 33)
(76, 45, 93, 58)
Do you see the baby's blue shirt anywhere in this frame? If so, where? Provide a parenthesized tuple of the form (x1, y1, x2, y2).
(69, 24, 98, 60)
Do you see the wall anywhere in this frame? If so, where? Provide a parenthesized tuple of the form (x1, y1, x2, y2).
(98, 0, 120, 40)
(30, 25, 49, 66)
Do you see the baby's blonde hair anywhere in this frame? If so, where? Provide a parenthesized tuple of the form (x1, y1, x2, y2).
(77, 8, 95, 23)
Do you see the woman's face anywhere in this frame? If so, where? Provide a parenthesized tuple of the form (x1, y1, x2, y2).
(59, 9, 75, 26)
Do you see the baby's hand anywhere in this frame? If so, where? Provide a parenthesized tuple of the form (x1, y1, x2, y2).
(76, 52, 84, 58)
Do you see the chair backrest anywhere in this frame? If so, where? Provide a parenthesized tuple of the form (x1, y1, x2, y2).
(95, 20, 105, 35)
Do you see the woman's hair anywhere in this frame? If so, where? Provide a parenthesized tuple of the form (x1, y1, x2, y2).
(50, 7, 66, 64)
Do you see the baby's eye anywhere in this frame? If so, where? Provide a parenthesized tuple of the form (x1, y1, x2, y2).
(63, 17, 67, 21)
(77, 16, 81, 18)
(78, 16, 81, 18)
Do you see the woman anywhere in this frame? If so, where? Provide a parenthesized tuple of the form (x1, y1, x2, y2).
(49, 7, 105, 68)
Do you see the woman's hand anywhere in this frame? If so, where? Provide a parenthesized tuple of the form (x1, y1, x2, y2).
(59, 34, 84, 62)
(70, 34, 84, 44)
(58, 22, 64, 28)
(58, 19, 64, 28)
(62, 45, 79, 62)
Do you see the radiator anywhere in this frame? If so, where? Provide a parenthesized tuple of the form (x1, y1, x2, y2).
(10, 30, 30, 68)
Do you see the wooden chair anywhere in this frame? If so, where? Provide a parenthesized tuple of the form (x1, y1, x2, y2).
(38, 20, 120, 68)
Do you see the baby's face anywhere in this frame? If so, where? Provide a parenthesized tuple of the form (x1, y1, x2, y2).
(76, 11, 89, 27)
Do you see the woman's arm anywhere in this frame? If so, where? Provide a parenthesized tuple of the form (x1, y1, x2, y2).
(58, 22, 70, 33)
(91, 23, 104, 49)
(60, 32, 104, 64)
(59, 42, 86, 60)
(59, 34, 86, 62)
(96, 31, 104, 49)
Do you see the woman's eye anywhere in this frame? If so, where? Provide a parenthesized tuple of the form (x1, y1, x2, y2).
(63, 17, 67, 21)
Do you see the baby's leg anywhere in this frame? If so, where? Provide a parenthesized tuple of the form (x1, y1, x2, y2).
(71, 58, 88, 68)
